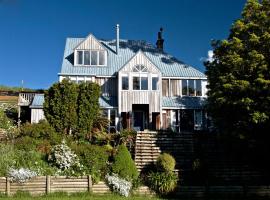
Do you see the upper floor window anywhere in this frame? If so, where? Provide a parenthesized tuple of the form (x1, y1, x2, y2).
(122, 76, 129, 90)
(182, 79, 202, 96)
(133, 76, 148, 90)
(76, 50, 107, 66)
(152, 77, 158, 90)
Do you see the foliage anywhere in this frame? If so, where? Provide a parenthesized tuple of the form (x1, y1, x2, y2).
(71, 144, 109, 181)
(0, 144, 16, 176)
(147, 171, 178, 195)
(7, 168, 37, 183)
(156, 153, 176, 173)
(44, 79, 78, 134)
(48, 140, 82, 175)
(0, 106, 18, 137)
(77, 82, 101, 139)
(111, 145, 138, 181)
(19, 120, 61, 144)
(106, 174, 132, 197)
(116, 129, 136, 146)
(205, 0, 270, 138)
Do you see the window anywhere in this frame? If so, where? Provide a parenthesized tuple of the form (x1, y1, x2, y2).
(152, 77, 158, 90)
(194, 110, 203, 130)
(122, 76, 129, 90)
(110, 109, 116, 127)
(99, 51, 105, 65)
(196, 80, 202, 96)
(182, 80, 188, 95)
(182, 79, 202, 96)
(133, 76, 148, 90)
(133, 77, 140, 90)
(84, 51, 90, 65)
(91, 51, 98, 65)
(188, 80, 195, 96)
(76, 50, 106, 66)
(141, 77, 148, 90)
(77, 51, 83, 65)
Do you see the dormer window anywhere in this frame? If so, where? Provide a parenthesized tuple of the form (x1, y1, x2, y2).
(75, 50, 107, 66)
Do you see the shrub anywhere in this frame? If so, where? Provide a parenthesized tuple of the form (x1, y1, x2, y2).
(106, 173, 132, 197)
(156, 153, 176, 172)
(14, 136, 39, 151)
(72, 144, 109, 181)
(49, 140, 81, 171)
(7, 168, 37, 183)
(111, 145, 138, 181)
(19, 120, 61, 144)
(0, 144, 16, 176)
(147, 171, 178, 195)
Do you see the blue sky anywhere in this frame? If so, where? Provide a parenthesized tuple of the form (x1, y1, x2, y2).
(0, 0, 246, 89)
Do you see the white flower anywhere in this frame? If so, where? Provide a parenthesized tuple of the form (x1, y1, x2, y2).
(106, 174, 132, 197)
(7, 168, 37, 183)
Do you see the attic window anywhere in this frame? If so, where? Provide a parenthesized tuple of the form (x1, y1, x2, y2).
(76, 50, 107, 66)
(132, 65, 148, 72)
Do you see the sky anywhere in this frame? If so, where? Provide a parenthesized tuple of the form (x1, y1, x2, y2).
(0, 0, 247, 89)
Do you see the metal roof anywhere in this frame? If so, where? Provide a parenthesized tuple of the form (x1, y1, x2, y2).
(29, 94, 117, 109)
(162, 96, 206, 109)
(59, 38, 206, 78)
(30, 94, 44, 109)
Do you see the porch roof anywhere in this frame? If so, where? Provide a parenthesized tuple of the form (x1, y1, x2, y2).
(162, 96, 206, 109)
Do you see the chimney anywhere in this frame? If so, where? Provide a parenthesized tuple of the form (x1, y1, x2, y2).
(156, 27, 164, 51)
(116, 24, 120, 55)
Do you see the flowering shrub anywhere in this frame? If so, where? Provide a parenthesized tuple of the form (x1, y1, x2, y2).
(48, 140, 82, 175)
(106, 174, 132, 197)
(7, 168, 37, 183)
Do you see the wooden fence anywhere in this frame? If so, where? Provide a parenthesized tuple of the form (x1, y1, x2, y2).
(1, 176, 270, 197)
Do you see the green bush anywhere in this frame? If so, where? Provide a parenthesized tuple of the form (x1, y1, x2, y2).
(147, 171, 178, 195)
(111, 144, 138, 181)
(72, 144, 109, 181)
(0, 144, 16, 176)
(14, 136, 39, 151)
(19, 120, 61, 144)
(156, 153, 176, 172)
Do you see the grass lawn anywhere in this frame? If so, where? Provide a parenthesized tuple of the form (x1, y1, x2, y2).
(0, 192, 165, 200)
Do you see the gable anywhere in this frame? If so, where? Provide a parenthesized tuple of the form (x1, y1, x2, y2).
(119, 50, 161, 74)
(74, 34, 105, 51)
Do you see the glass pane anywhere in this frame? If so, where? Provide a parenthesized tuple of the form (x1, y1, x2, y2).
(110, 109, 116, 126)
(84, 51, 90, 65)
(188, 80, 195, 96)
(77, 51, 83, 65)
(133, 77, 140, 90)
(122, 76, 129, 90)
(196, 80, 202, 96)
(182, 80, 188, 95)
(99, 51, 105, 65)
(91, 51, 98, 65)
(152, 77, 158, 90)
(141, 77, 148, 90)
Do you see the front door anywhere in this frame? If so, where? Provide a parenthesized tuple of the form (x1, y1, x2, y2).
(133, 111, 144, 131)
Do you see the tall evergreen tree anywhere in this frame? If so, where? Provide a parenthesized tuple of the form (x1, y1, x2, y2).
(77, 82, 101, 138)
(44, 79, 78, 134)
(205, 0, 270, 138)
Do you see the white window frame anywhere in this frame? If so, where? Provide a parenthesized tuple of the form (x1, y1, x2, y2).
(132, 73, 148, 91)
(75, 50, 107, 66)
(181, 79, 202, 97)
(121, 74, 129, 90)
(151, 75, 159, 91)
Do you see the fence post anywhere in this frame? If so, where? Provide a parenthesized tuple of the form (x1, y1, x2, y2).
(88, 175, 92, 192)
(46, 176, 51, 194)
(6, 177, 10, 196)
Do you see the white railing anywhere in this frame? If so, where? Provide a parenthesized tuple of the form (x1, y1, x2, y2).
(18, 93, 36, 106)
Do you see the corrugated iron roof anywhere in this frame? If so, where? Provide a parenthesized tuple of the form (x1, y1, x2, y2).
(29, 94, 117, 109)
(30, 94, 44, 108)
(162, 96, 206, 109)
(59, 38, 206, 78)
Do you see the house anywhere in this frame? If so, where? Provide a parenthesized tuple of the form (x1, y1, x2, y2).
(19, 25, 208, 132)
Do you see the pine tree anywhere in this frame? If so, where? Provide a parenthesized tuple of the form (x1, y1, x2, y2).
(205, 0, 270, 138)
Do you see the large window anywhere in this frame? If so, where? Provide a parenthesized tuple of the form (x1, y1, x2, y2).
(133, 76, 148, 90)
(152, 77, 158, 90)
(76, 50, 107, 66)
(122, 76, 129, 90)
(182, 79, 202, 96)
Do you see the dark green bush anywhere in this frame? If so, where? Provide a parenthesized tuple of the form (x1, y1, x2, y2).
(156, 153, 176, 172)
(111, 144, 138, 181)
(147, 171, 178, 194)
(14, 136, 39, 151)
(19, 120, 61, 144)
(72, 144, 109, 180)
